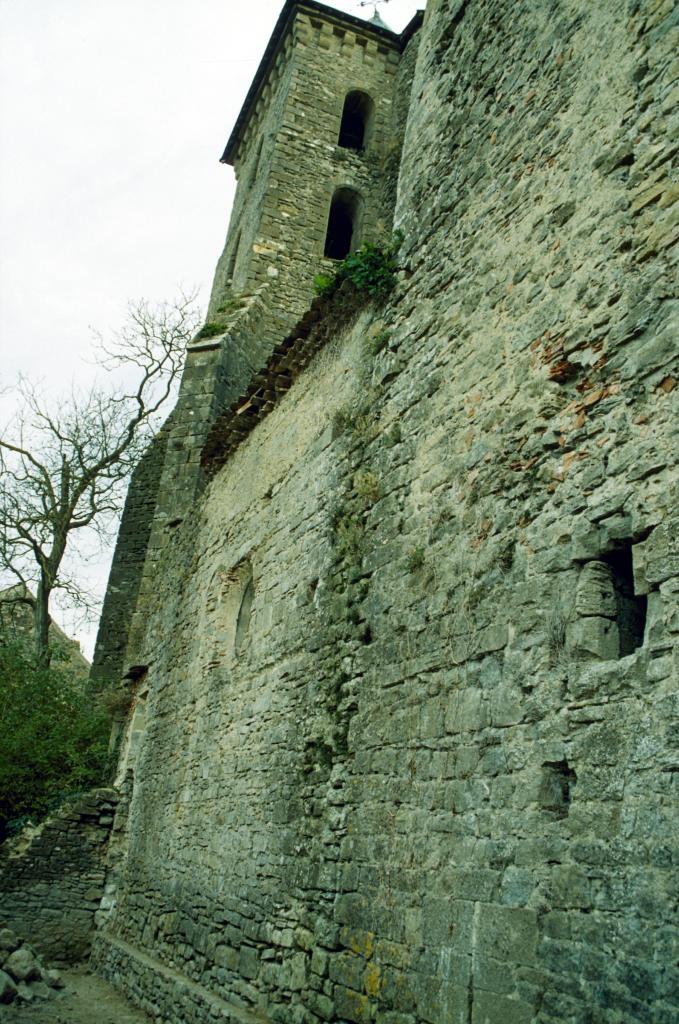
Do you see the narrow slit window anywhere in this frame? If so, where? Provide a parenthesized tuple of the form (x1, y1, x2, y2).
(250, 137, 263, 186)
(324, 188, 362, 260)
(338, 90, 374, 151)
(235, 574, 255, 655)
(226, 231, 241, 281)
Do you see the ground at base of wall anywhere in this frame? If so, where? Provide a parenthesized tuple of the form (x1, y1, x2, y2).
(0, 968, 151, 1024)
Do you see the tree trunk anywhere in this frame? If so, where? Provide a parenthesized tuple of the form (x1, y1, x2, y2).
(34, 578, 51, 668)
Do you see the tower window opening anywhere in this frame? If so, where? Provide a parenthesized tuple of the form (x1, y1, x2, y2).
(338, 90, 373, 151)
(324, 188, 362, 260)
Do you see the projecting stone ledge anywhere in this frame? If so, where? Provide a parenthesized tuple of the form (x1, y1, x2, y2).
(200, 278, 369, 477)
(92, 934, 272, 1024)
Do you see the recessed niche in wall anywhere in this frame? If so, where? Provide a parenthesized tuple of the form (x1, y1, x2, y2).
(208, 558, 256, 663)
(226, 230, 241, 282)
(602, 545, 647, 655)
(127, 691, 148, 760)
(571, 542, 647, 660)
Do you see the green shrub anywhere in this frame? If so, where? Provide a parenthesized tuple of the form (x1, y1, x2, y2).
(313, 274, 335, 297)
(195, 321, 226, 340)
(406, 546, 426, 573)
(388, 422, 402, 446)
(330, 508, 363, 562)
(314, 232, 404, 300)
(353, 469, 382, 505)
(368, 329, 391, 356)
(341, 240, 398, 296)
(0, 632, 113, 841)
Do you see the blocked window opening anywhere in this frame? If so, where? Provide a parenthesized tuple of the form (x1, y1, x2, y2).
(226, 231, 241, 280)
(235, 573, 255, 655)
(338, 90, 374, 150)
(324, 188, 362, 260)
(127, 690, 148, 759)
(124, 664, 148, 683)
(602, 545, 647, 655)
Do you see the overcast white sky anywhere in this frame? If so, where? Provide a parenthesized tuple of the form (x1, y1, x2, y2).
(0, 0, 422, 655)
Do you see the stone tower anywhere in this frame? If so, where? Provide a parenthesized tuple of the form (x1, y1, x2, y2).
(207, 0, 416, 340)
(91, 1, 422, 689)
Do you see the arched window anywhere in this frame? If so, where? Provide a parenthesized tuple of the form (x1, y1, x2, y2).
(324, 188, 363, 260)
(338, 90, 374, 151)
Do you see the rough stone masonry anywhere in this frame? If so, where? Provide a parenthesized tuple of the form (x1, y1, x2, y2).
(0, 790, 119, 967)
(87, 0, 678, 1022)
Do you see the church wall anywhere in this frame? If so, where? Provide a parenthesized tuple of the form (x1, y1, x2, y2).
(93, 1, 678, 1022)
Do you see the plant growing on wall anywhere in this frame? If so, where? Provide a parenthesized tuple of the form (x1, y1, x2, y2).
(0, 628, 112, 841)
(314, 232, 403, 299)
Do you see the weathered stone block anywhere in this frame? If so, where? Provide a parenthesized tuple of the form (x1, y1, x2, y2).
(329, 952, 365, 992)
(0, 931, 19, 954)
(333, 984, 372, 1023)
(213, 945, 238, 971)
(3, 948, 40, 983)
(634, 521, 679, 594)
(471, 990, 535, 1024)
(568, 615, 619, 660)
(476, 906, 539, 967)
(575, 561, 617, 618)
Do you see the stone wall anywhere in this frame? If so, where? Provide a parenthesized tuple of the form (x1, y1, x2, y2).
(93, 0, 678, 1022)
(0, 790, 118, 966)
(91, 432, 168, 686)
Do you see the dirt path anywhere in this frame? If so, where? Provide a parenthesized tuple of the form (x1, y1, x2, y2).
(0, 967, 151, 1024)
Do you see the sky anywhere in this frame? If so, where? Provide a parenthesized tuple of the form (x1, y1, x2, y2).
(0, 0, 422, 656)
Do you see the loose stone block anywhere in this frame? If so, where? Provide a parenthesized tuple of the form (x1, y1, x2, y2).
(0, 970, 17, 1004)
(568, 615, 620, 661)
(3, 948, 41, 983)
(575, 561, 617, 618)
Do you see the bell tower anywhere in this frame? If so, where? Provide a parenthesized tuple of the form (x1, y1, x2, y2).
(206, 0, 414, 340)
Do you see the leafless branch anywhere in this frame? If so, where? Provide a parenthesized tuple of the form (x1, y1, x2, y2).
(0, 292, 199, 664)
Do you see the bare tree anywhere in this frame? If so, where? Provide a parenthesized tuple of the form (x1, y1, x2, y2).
(0, 294, 199, 666)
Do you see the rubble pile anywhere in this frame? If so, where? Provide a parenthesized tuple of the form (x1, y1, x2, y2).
(0, 926, 64, 1006)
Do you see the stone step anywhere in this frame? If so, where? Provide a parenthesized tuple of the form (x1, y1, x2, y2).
(92, 933, 272, 1024)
